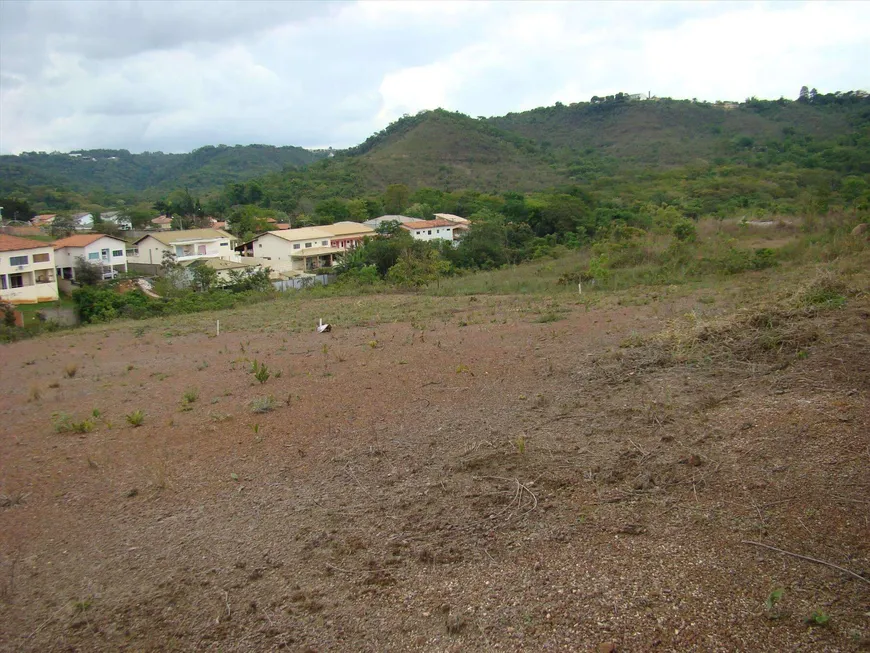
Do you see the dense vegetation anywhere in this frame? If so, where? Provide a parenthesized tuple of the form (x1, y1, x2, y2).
(1, 89, 867, 258)
(0, 144, 326, 210)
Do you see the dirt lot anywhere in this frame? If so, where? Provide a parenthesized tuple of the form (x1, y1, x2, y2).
(1, 271, 868, 652)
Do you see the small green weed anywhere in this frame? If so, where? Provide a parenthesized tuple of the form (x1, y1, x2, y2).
(765, 588, 785, 619)
(806, 610, 830, 627)
(182, 388, 199, 404)
(126, 410, 145, 427)
(250, 360, 271, 384)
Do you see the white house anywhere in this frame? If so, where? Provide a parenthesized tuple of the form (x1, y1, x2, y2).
(127, 228, 237, 274)
(399, 219, 458, 243)
(238, 222, 374, 272)
(0, 234, 59, 304)
(73, 212, 94, 231)
(53, 233, 129, 280)
(101, 211, 132, 230)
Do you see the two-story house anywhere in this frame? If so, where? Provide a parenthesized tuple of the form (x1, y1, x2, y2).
(237, 223, 375, 272)
(0, 234, 59, 304)
(53, 234, 129, 281)
(127, 228, 237, 274)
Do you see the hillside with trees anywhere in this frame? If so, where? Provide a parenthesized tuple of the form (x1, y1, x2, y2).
(1, 90, 867, 238)
(0, 144, 326, 202)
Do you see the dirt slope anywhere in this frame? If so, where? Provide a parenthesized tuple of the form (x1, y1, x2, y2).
(0, 287, 868, 652)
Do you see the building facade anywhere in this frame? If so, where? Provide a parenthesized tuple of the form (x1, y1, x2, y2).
(0, 235, 59, 304)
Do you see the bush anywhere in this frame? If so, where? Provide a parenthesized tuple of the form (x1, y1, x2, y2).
(673, 220, 698, 242)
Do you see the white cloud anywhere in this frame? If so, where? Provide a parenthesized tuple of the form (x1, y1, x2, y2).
(0, 0, 867, 154)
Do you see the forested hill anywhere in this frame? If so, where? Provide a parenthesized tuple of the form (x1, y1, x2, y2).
(0, 144, 326, 198)
(2, 90, 868, 220)
(246, 92, 869, 211)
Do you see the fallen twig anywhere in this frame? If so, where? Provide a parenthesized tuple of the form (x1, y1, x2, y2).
(741, 540, 869, 585)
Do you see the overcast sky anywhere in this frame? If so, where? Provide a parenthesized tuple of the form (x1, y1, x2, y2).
(1, 0, 868, 155)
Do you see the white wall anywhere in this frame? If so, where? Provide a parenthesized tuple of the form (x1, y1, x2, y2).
(405, 226, 456, 242)
(0, 245, 59, 303)
(54, 236, 128, 273)
(250, 233, 331, 264)
(128, 235, 235, 266)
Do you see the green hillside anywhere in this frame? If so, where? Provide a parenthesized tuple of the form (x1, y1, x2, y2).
(487, 95, 860, 168)
(2, 91, 868, 226)
(0, 144, 325, 198)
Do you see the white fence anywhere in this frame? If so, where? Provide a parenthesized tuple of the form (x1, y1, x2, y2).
(271, 274, 334, 292)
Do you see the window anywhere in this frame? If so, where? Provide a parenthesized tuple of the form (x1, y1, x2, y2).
(126, 248, 139, 257)
(9, 255, 28, 266)
(197, 245, 207, 255)
(293, 243, 301, 250)
(322, 240, 328, 246)
(33, 253, 50, 263)
(10, 273, 24, 288)
(0, 275, 6, 290)
(35, 270, 53, 284)
(305, 242, 312, 248)
(427, 230, 432, 235)
(220, 242, 228, 247)
(112, 250, 123, 257)
(88, 252, 100, 260)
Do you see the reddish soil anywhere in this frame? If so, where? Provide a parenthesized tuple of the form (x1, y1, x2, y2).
(1, 291, 868, 652)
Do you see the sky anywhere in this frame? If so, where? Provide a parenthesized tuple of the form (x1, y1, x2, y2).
(1, 0, 868, 155)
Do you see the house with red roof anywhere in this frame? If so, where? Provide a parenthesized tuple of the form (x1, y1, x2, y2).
(0, 234, 59, 303)
(53, 233, 129, 281)
(399, 219, 459, 243)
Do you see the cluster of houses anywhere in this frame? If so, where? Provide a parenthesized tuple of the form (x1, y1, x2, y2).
(0, 212, 471, 305)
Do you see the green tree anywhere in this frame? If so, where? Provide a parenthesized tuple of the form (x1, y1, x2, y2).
(189, 262, 218, 292)
(73, 257, 104, 286)
(0, 197, 35, 222)
(387, 248, 450, 289)
(346, 199, 369, 221)
(384, 184, 410, 214)
(50, 214, 77, 237)
(456, 210, 508, 269)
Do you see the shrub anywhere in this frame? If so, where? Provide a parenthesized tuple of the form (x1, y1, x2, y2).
(126, 410, 145, 427)
(673, 220, 698, 242)
(64, 363, 78, 378)
(251, 360, 270, 384)
(250, 395, 276, 413)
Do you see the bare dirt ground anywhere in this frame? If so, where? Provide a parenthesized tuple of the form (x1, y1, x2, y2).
(1, 270, 868, 652)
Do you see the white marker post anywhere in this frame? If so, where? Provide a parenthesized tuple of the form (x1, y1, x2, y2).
(578, 281, 582, 295)
(216, 320, 220, 336)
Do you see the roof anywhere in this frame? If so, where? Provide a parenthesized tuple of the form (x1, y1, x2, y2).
(434, 213, 470, 224)
(262, 227, 334, 242)
(401, 219, 457, 230)
(290, 246, 342, 257)
(275, 223, 290, 230)
(134, 229, 234, 246)
(151, 216, 172, 224)
(320, 221, 375, 237)
(53, 233, 125, 249)
(0, 234, 52, 252)
(364, 215, 416, 225)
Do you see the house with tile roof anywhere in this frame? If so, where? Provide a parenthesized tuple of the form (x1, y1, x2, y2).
(399, 219, 459, 243)
(151, 215, 173, 230)
(0, 234, 59, 303)
(237, 222, 375, 272)
(53, 234, 129, 281)
(127, 228, 238, 274)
